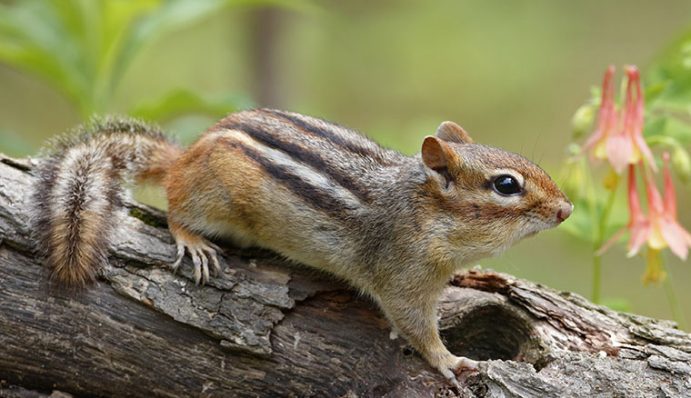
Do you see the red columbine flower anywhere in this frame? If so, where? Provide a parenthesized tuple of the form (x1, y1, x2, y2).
(598, 165, 648, 257)
(607, 67, 657, 173)
(624, 165, 650, 257)
(583, 66, 657, 174)
(583, 65, 616, 161)
(599, 154, 691, 258)
(637, 154, 691, 284)
(641, 153, 691, 260)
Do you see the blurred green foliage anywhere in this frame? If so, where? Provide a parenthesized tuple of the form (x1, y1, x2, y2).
(1, 0, 690, 327)
(645, 30, 691, 179)
(648, 30, 691, 111)
(0, 0, 309, 122)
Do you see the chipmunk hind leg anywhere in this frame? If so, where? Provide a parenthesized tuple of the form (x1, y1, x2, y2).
(164, 154, 229, 284)
(164, 136, 261, 283)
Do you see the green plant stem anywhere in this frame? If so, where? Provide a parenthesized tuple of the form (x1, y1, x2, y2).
(663, 270, 687, 330)
(591, 255, 602, 304)
(591, 174, 619, 304)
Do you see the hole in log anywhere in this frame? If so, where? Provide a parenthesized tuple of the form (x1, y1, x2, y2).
(441, 303, 539, 362)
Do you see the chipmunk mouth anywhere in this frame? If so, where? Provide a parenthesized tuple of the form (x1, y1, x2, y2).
(519, 220, 552, 239)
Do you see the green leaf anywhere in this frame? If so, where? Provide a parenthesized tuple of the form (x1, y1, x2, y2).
(646, 29, 691, 107)
(559, 183, 628, 246)
(0, 1, 92, 111)
(589, 85, 602, 105)
(109, 0, 315, 102)
(663, 116, 691, 144)
(671, 145, 691, 183)
(643, 116, 667, 138)
(644, 81, 668, 103)
(571, 103, 595, 140)
(108, 0, 228, 102)
(644, 116, 691, 146)
(226, 0, 321, 13)
(0, 0, 311, 117)
(559, 199, 597, 243)
(130, 88, 254, 122)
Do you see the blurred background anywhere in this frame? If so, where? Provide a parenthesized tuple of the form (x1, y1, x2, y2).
(1, 0, 690, 328)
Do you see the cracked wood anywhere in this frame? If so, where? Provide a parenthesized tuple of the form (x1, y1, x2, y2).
(0, 155, 690, 398)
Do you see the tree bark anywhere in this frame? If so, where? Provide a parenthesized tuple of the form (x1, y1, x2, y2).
(0, 155, 689, 398)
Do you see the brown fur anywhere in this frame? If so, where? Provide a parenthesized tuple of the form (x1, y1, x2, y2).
(31, 116, 181, 286)
(32, 109, 571, 382)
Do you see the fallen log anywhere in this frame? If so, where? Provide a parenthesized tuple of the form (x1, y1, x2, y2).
(0, 155, 689, 397)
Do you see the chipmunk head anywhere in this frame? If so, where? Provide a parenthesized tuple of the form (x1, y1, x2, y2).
(420, 121, 572, 263)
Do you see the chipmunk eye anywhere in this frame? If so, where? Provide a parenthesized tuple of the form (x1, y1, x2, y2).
(492, 174, 522, 196)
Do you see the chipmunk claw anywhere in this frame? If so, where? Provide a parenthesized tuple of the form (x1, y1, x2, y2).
(169, 229, 222, 284)
(189, 243, 221, 285)
(438, 355, 479, 388)
(171, 243, 185, 273)
(454, 357, 479, 376)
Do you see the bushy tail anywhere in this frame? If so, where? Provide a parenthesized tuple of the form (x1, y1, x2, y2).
(31, 116, 182, 286)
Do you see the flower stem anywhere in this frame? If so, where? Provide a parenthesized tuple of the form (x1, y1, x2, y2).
(591, 255, 602, 304)
(592, 173, 619, 304)
(663, 270, 687, 330)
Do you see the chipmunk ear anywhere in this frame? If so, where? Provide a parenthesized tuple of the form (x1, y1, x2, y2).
(422, 136, 450, 170)
(422, 136, 456, 188)
(420, 135, 458, 189)
(436, 121, 474, 144)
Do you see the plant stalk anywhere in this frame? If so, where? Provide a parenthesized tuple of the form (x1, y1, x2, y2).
(592, 172, 619, 303)
(663, 269, 687, 330)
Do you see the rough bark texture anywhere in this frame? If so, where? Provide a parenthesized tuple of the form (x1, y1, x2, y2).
(0, 154, 689, 398)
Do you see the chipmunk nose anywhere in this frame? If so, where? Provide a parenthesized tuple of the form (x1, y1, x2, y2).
(556, 201, 574, 223)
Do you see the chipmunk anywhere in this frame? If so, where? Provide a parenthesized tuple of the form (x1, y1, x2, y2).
(31, 109, 572, 383)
